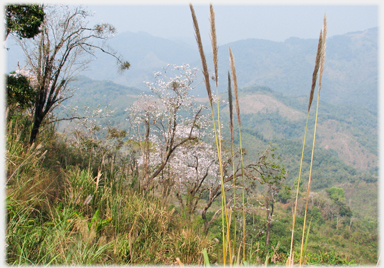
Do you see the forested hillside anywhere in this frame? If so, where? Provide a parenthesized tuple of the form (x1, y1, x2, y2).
(62, 76, 378, 220)
(5, 4, 378, 266)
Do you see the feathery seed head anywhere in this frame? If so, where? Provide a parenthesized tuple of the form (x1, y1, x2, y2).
(190, 4, 213, 106)
(229, 47, 241, 126)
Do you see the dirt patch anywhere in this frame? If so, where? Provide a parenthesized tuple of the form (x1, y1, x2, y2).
(317, 119, 377, 170)
(238, 94, 305, 121)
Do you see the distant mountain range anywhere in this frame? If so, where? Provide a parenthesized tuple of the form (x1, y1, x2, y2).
(6, 27, 378, 112)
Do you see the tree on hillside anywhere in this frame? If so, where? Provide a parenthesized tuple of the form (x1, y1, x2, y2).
(5, 5, 45, 115)
(127, 64, 207, 192)
(5, 4, 45, 40)
(14, 5, 130, 145)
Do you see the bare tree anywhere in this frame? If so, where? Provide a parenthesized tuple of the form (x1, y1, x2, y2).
(15, 5, 129, 145)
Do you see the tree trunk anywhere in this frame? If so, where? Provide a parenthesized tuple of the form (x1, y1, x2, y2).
(265, 196, 271, 250)
(29, 113, 43, 145)
(202, 209, 209, 235)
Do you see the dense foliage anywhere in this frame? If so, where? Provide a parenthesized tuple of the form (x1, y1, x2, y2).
(5, 4, 45, 39)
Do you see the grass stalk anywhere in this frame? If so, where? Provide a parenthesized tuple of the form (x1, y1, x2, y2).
(228, 71, 237, 258)
(210, 4, 232, 264)
(190, 4, 229, 264)
(229, 46, 246, 262)
(288, 19, 325, 266)
(299, 14, 327, 266)
(288, 113, 309, 265)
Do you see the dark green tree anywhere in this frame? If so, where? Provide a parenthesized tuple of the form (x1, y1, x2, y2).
(5, 5, 45, 115)
(325, 186, 346, 202)
(6, 72, 36, 110)
(5, 4, 45, 40)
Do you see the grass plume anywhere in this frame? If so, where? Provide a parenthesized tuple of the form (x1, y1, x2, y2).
(190, 3, 230, 264)
(210, 4, 219, 87)
(228, 71, 237, 258)
(308, 30, 323, 113)
(289, 14, 327, 266)
(189, 4, 213, 106)
(229, 47, 241, 127)
(299, 14, 327, 265)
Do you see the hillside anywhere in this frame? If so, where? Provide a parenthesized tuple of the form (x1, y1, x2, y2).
(60, 77, 378, 222)
(5, 5, 378, 265)
(6, 28, 377, 112)
(215, 28, 377, 111)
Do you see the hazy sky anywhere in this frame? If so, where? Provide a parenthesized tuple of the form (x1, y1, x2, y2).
(84, 3, 378, 45)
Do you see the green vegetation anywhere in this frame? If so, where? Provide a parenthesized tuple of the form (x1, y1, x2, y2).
(6, 114, 213, 265)
(6, 75, 378, 266)
(6, 4, 45, 40)
(5, 4, 378, 266)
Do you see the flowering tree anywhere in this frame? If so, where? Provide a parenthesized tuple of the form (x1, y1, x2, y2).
(127, 64, 212, 192)
(14, 5, 129, 145)
(171, 138, 219, 216)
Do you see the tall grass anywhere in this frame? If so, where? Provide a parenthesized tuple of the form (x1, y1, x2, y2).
(6, 113, 213, 265)
(190, 4, 248, 265)
(288, 14, 327, 266)
(229, 47, 246, 262)
(190, 4, 230, 264)
(299, 15, 327, 266)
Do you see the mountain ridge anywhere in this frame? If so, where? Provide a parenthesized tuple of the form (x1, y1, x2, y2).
(6, 27, 377, 112)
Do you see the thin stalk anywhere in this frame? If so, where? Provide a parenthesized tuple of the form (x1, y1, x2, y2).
(228, 71, 237, 259)
(238, 127, 245, 261)
(288, 112, 309, 265)
(299, 15, 327, 266)
(209, 101, 227, 265)
(190, 4, 228, 264)
(289, 25, 324, 267)
(299, 90, 320, 265)
(229, 47, 245, 261)
(210, 4, 231, 264)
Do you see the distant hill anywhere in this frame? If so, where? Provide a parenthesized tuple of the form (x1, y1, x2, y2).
(216, 28, 377, 112)
(6, 28, 377, 112)
(62, 76, 378, 177)
(79, 28, 377, 112)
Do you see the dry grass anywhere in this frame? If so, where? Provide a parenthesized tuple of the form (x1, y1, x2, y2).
(289, 14, 327, 266)
(299, 14, 327, 265)
(189, 4, 212, 106)
(229, 47, 241, 126)
(210, 5, 218, 87)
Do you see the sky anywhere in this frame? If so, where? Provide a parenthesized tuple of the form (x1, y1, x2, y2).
(84, 3, 378, 45)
